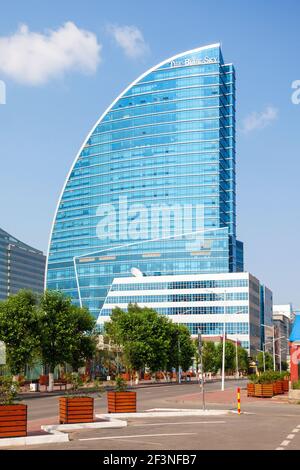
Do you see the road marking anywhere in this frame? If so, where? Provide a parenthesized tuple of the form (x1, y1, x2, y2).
(132, 420, 226, 427)
(276, 423, 300, 450)
(79, 432, 197, 442)
(280, 440, 290, 446)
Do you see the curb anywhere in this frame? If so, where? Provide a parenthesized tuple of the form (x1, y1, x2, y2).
(98, 408, 231, 419)
(0, 432, 69, 448)
(0, 417, 127, 448)
(42, 417, 127, 433)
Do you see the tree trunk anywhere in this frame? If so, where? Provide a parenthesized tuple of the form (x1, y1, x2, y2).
(48, 372, 54, 392)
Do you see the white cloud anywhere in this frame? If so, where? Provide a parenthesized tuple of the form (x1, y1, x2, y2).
(0, 22, 102, 85)
(241, 106, 278, 133)
(107, 24, 149, 59)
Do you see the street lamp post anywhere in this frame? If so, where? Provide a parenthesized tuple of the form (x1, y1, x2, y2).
(221, 289, 228, 392)
(261, 335, 286, 372)
(198, 329, 205, 411)
(235, 336, 239, 378)
(261, 324, 276, 371)
(256, 347, 266, 372)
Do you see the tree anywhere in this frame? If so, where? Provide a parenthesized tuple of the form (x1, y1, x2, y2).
(38, 290, 96, 391)
(235, 346, 249, 373)
(257, 351, 273, 372)
(105, 304, 195, 379)
(105, 304, 171, 376)
(166, 323, 195, 373)
(0, 290, 40, 377)
(216, 341, 236, 373)
(202, 341, 219, 374)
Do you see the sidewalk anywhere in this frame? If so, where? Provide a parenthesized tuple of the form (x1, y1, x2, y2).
(19, 377, 247, 399)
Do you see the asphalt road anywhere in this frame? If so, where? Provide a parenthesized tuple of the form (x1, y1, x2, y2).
(13, 379, 300, 450)
(22, 379, 246, 420)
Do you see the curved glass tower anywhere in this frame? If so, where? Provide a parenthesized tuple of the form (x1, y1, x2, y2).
(46, 43, 244, 318)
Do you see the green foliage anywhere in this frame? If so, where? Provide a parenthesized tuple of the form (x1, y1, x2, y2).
(247, 374, 259, 384)
(105, 304, 194, 374)
(0, 290, 40, 375)
(216, 341, 236, 372)
(257, 370, 283, 384)
(248, 371, 289, 384)
(93, 378, 104, 396)
(65, 372, 84, 395)
(0, 376, 20, 405)
(256, 351, 274, 372)
(201, 341, 219, 373)
(166, 323, 195, 372)
(114, 375, 127, 392)
(236, 346, 249, 372)
(38, 290, 96, 373)
(292, 380, 300, 390)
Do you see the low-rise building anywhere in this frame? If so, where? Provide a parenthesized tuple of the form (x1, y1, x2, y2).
(273, 304, 293, 364)
(97, 272, 268, 357)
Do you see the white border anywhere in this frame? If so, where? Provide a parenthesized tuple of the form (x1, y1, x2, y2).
(44, 43, 221, 289)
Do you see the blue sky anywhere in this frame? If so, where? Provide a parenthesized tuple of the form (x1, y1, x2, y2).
(0, 0, 299, 307)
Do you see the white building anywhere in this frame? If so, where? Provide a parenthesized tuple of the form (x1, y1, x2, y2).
(97, 272, 265, 356)
(273, 304, 294, 321)
(273, 304, 294, 363)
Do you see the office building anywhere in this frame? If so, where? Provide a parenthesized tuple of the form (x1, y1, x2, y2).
(0, 227, 45, 300)
(273, 304, 293, 363)
(98, 271, 264, 355)
(46, 43, 244, 318)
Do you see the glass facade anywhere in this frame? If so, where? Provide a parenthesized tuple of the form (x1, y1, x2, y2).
(99, 272, 260, 354)
(47, 44, 244, 318)
(0, 227, 46, 300)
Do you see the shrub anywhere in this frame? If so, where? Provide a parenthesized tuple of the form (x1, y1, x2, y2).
(114, 375, 127, 392)
(65, 372, 84, 396)
(292, 380, 300, 390)
(247, 374, 259, 384)
(257, 371, 282, 384)
(0, 376, 20, 405)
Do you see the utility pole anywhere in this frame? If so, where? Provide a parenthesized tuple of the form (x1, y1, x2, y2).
(221, 290, 227, 391)
(198, 329, 205, 411)
(178, 335, 181, 384)
(235, 336, 239, 379)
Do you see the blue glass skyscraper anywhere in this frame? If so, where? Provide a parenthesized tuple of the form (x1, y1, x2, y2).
(46, 43, 244, 318)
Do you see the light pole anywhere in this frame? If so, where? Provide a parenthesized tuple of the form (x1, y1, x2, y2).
(178, 334, 181, 384)
(204, 289, 246, 391)
(176, 308, 193, 384)
(235, 336, 239, 378)
(198, 329, 205, 411)
(261, 335, 286, 371)
(261, 324, 276, 371)
(257, 347, 266, 372)
(221, 289, 228, 391)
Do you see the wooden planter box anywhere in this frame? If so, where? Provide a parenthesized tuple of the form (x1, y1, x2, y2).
(247, 383, 255, 397)
(107, 391, 137, 413)
(254, 383, 273, 398)
(273, 381, 284, 395)
(283, 379, 289, 392)
(59, 397, 94, 424)
(0, 404, 27, 438)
